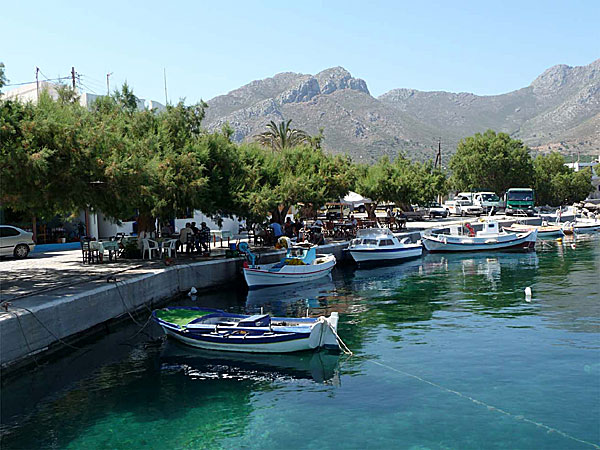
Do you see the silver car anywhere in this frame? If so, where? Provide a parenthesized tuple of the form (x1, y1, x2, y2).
(0, 225, 36, 258)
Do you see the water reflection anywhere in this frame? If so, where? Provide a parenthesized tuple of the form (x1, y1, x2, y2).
(161, 341, 341, 385)
(245, 277, 336, 316)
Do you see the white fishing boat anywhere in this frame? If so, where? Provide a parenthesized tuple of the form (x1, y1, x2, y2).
(347, 228, 422, 265)
(421, 221, 538, 252)
(562, 218, 600, 234)
(503, 222, 564, 238)
(153, 307, 340, 353)
(239, 241, 335, 288)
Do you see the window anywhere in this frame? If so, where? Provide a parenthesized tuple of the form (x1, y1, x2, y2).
(363, 239, 378, 245)
(0, 226, 20, 237)
(379, 239, 394, 246)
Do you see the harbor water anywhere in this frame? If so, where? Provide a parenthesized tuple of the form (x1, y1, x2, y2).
(1, 235, 599, 449)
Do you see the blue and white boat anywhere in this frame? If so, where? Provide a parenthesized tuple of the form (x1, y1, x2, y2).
(347, 228, 422, 265)
(240, 241, 336, 288)
(153, 307, 341, 353)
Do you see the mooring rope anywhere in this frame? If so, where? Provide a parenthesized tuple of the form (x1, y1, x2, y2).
(319, 317, 353, 356)
(368, 359, 600, 449)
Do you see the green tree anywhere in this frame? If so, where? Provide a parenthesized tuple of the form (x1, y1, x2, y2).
(254, 119, 309, 150)
(0, 62, 7, 92)
(356, 156, 448, 218)
(449, 130, 534, 194)
(533, 152, 593, 205)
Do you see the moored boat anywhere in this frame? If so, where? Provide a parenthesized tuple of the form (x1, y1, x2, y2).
(347, 228, 422, 265)
(421, 221, 537, 252)
(153, 307, 341, 353)
(562, 218, 600, 234)
(503, 222, 564, 238)
(239, 241, 336, 288)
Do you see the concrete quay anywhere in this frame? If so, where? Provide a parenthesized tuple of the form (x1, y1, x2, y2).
(0, 241, 350, 371)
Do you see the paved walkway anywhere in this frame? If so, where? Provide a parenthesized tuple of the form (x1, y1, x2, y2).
(0, 248, 231, 303)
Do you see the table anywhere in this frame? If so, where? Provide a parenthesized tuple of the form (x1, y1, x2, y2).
(90, 240, 120, 262)
(210, 230, 234, 247)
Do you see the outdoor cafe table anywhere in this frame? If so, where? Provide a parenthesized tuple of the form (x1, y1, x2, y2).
(90, 240, 120, 261)
(210, 230, 233, 247)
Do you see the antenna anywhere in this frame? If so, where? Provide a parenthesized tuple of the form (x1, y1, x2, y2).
(106, 72, 113, 95)
(35, 67, 39, 101)
(163, 68, 168, 105)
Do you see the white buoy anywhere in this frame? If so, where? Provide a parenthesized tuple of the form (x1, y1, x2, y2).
(188, 287, 197, 296)
(525, 287, 532, 302)
(571, 243, 576, 249)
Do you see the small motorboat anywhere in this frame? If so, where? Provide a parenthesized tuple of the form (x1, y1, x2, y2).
(239, 240, 335, 288)
(562, 218, 600, 234)
(153, 307, 341, 353)
(503, 222, 564, 238)
(347, 228, 422, 265)
(421, 220, 538, 252)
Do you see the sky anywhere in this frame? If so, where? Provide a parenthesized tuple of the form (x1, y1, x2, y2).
(1, 0, 598, 104)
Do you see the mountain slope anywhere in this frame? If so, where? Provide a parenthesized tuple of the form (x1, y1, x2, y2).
(203, 60, 600, 161)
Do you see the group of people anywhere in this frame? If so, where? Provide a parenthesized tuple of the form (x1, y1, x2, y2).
(178, 221, 211, 255)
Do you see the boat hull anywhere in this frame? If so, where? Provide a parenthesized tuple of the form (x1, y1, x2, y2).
(503, 226, 564, 238)
(243, 256, 336, 288)
(422, 230, 537, 253)
(156, 311, 340, 353)
(349, 245, 422, 264)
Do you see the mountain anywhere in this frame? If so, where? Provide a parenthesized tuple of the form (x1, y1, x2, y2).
(203, 60, 600, 162)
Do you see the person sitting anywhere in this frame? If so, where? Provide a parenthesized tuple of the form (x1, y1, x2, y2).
(179, 223, 193, 252)
(198, 222, 211, 255)
(160, 222, 173, 237)
(293, 218, 304, 238)
(283, 217, 294, 238)
(349, 214, 358, 227)
(310, 228, 325, 245)
(270, 218, 284, 240)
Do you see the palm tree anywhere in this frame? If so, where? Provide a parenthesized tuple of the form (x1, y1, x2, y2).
(254, 119, 309, 150)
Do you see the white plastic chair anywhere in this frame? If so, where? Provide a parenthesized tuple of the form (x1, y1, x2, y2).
(161, 239, 178, 258)
(142, 239, 160, 259)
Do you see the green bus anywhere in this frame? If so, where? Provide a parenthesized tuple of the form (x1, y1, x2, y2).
(504, 188, 535, 216)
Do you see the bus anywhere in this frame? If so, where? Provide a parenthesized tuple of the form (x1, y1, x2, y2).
(504, 188, 535, 216)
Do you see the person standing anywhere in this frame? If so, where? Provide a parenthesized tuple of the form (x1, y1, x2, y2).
(270, 218, 284, 239)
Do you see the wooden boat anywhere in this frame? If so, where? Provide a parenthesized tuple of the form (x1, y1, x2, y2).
(153, 307, 341, 353)
(503, 222, 564, 238)
(347, 228, 422, 265)
(239, 241, 335, 288)
(421, 221, 537, 253)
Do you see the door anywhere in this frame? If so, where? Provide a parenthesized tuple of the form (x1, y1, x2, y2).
(0, 226, 20, 256)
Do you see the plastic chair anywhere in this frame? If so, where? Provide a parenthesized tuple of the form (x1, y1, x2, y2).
(142, 238, 160, 259)
(161, 239, 178, 258)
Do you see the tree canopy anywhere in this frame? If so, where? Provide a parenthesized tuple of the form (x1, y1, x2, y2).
(449, 130, 533, 194)
(533, 152, 593, 206)
(254, 119, 310, 151)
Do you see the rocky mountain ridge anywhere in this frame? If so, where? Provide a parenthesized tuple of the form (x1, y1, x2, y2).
(203, 60, 600, 161)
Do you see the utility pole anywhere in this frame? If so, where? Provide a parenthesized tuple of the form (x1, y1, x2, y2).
(71, 66, 76, 89)
(163, 68, 168, 105)
(106, 72, 113, 95)
(35, 67, 40, 101)
(434, 138, 442, 169)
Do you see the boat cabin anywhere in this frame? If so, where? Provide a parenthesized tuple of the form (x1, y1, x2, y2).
(350, 228, 410, 248)
(476, 221, 500, 237)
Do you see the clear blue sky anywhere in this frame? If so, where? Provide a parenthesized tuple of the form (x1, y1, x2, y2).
(2, 0, 598, 104)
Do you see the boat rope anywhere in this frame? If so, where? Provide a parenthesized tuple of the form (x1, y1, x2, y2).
(368, 359, 600, 449)
(319, 317, 353, 356)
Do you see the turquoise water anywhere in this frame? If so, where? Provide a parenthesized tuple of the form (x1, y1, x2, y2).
(2, 235, 599, 449)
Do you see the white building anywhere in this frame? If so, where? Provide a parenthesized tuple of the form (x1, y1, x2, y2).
(3, 82, 165, 112)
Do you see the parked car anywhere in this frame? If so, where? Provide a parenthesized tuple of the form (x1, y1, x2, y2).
(425, 202, 449, 218)
(397, 205, 426, 221)
(444, 196, 483, 216)
(0, 225, 36, 258)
